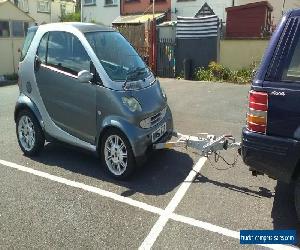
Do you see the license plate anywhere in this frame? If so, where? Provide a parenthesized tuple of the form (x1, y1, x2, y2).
(152, 123, 167, 143)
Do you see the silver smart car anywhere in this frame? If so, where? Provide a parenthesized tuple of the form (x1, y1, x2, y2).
(15, 23, 173, 179)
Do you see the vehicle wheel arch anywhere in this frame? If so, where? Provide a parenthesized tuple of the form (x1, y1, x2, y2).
(96, 125, 130, 154)
(14, 95, 44, 130)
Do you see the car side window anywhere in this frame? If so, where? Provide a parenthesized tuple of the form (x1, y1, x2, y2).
(20, 28, 37, 62)
(47, 31, 90, 75)
(265, 17, 300, 82)
(282, 34, 300, 82)
(37, 32, 49, 64)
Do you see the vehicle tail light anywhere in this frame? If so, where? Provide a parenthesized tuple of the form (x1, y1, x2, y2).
(247, 91, 268, 134)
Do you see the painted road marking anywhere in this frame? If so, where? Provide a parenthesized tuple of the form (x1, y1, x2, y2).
(139, 157, 207, 249)
(0, 159, 164, 215)
(171, 214, 298, 250)
(0, 159, 297, 250)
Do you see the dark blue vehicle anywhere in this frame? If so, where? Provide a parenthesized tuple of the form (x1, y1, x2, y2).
(241, 9, 300, 218)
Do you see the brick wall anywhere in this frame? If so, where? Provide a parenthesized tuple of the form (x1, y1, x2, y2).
(121, 0, 170, 15)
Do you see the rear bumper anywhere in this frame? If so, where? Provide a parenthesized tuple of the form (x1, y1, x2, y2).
(241, 127, 300, 183)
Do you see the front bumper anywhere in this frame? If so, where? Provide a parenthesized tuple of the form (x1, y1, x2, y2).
(241, 127, 300, 183)
(130, 106, 174, 165)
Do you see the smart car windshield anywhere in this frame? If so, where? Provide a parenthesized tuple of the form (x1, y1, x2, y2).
(85, 31, 150, 82)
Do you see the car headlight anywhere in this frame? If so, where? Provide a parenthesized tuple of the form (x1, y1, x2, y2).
(122, 96, 142, 112)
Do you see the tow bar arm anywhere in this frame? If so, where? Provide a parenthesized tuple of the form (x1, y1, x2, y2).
(153, 132, 241, 156)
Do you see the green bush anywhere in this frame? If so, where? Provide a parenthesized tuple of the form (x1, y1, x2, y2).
(176, 71, 184, 80)
(194, 67, 215, 81)
(193, 61, 257, 84)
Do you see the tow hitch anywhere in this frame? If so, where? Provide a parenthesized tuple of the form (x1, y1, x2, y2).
(154, 132, 241, 157)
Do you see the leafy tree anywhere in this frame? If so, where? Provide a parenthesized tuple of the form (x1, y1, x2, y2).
(60, 12, 81, 22)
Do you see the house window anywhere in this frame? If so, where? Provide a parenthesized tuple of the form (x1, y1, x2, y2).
(84, 0, 96, 5)
(105, 0, 117, 5)
(37, 0, 50, 13)
(0, 21, 10, 37)
(18, 0, 29, 12)
(12, 21, 25, 37)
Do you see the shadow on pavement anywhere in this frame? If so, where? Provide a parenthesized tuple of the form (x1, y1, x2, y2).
(194, 174, 275, 198)
(271, 181, 300, 246)
(28, 142, 194, 197)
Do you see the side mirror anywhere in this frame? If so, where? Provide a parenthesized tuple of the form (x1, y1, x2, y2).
(78, 70, 93, 83)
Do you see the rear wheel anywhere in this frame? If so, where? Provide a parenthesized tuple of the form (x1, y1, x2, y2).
(100, 128, 136, 180)
(16, 109, 45, 156)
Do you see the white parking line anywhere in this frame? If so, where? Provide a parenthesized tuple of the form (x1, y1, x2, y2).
(171, 214, 298, 250)
(0, 159, 298, 250)
(0, 159, 164, 215)
(139, 157, 207, 249)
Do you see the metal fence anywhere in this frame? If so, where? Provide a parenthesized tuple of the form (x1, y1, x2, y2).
(157, 38, 176, 78)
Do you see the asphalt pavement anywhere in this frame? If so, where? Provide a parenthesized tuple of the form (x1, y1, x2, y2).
(0, 79, 299, 249)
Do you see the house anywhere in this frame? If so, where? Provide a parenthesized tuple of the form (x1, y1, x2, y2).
(0, 0, 34, 75)
(82, 0, 120, 26)
(235, 0, 300, 25)
(11, 0, 76, 24)
(171, 0, 233, 22)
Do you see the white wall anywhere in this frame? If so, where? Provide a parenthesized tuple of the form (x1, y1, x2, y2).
(82, 0, 120, 26)
(25, 0, 50, 24)
(171, 0, 233, 22)
(13, 0, 75, 24)
(0, 1, 34, 75)
(235, 0, 300, 24)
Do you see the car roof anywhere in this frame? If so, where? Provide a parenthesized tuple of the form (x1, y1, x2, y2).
(34, 22, 115, 33)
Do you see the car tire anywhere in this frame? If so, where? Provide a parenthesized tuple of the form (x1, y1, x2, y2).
(16, 109, 45, 156)
(295, 176, 300, 220)
(100, 128, 136, 180)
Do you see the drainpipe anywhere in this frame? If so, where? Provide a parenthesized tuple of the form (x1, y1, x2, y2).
(120, 0, 122, 16)
(81, 0, 83, 22)
(153, 0, 155, 20)
(282, 0, 286, 16)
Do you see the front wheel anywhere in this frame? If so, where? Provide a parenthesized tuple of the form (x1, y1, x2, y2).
(16, 109, 45, 156)
(100, 128, 136, 180)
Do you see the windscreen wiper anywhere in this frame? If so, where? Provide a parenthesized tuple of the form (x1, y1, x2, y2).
(123, 67, 147, 90)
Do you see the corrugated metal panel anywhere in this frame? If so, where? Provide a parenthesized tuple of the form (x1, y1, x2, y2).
(176, 15, 219, 39)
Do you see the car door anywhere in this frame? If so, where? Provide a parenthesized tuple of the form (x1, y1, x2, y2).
(35, 31, 97, 144)
(263, 16, 300, 140)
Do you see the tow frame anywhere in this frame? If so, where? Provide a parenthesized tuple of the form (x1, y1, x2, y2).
(154, 132, 241, 157)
